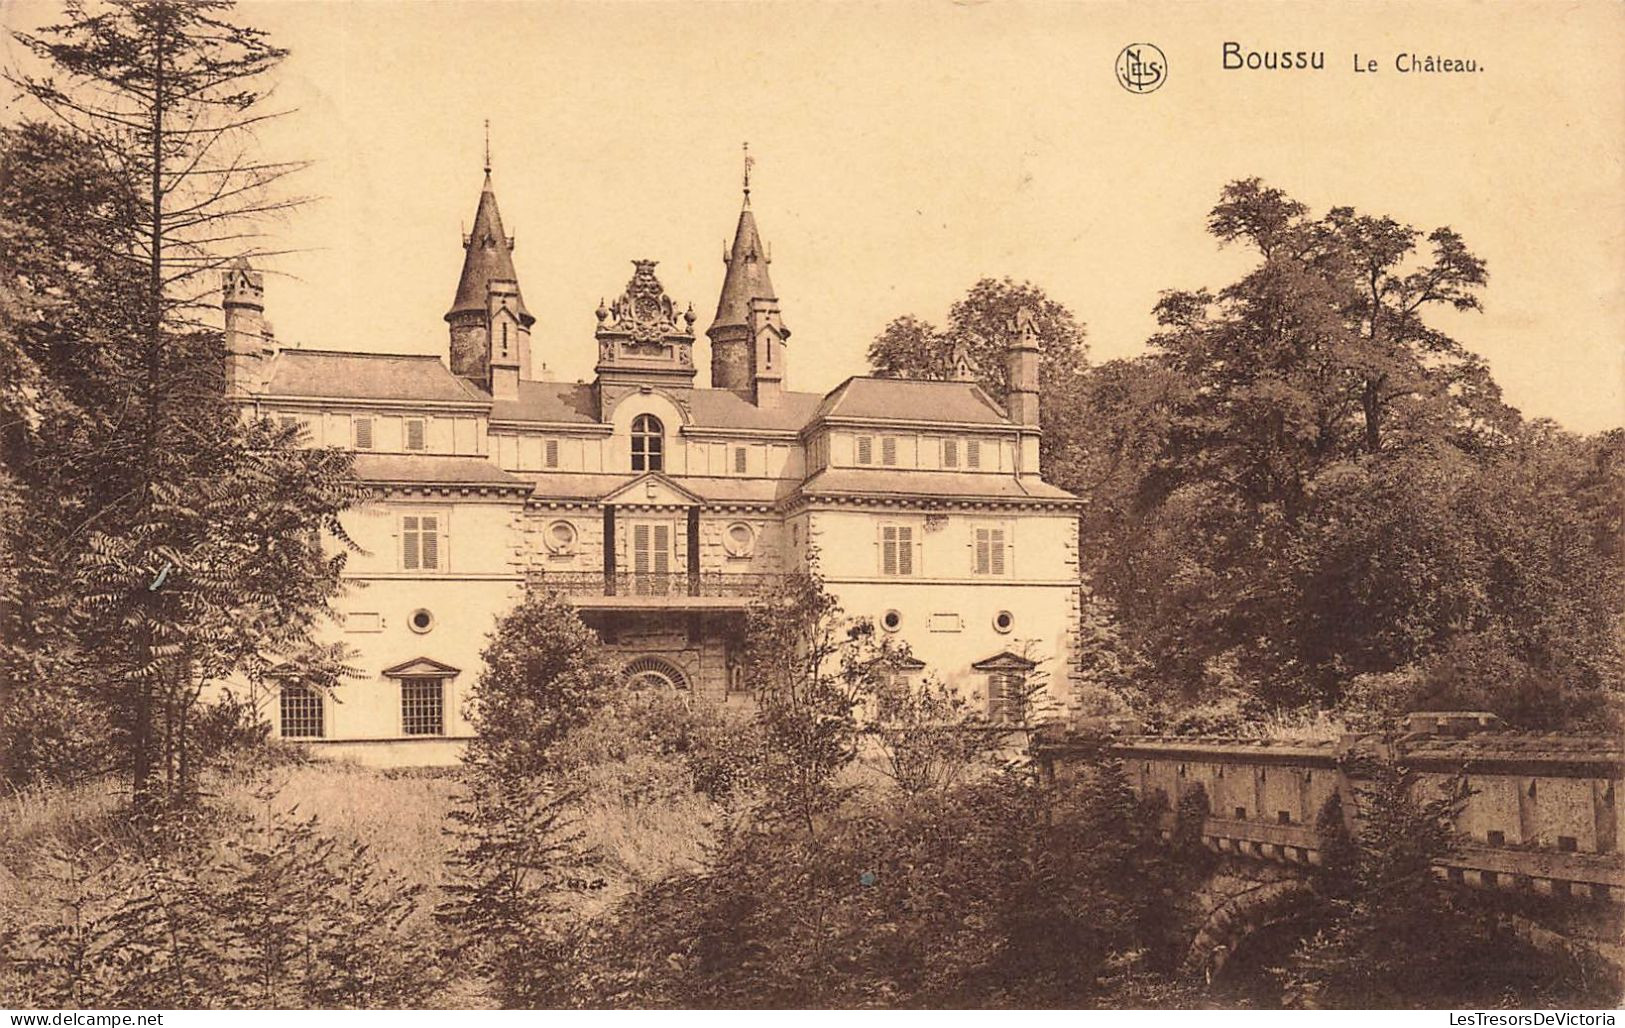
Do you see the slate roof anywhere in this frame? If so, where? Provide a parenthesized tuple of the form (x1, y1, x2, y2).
(447, 172, 532, 323)
(487, 380, 601, 424)
(709, 205, 783, 335)
(815, 377, 1009, 424)
(263, 350, 485, 404)
(688, 388, 824, 431)
(795, 469, 1078, 503)
(352, 454, 529, 490)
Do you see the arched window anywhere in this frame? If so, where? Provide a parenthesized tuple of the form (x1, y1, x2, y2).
(624, 656, 688, 693)
(631, 414, 664, 471)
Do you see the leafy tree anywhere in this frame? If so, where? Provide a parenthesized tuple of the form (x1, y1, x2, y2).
(4, 3, 353, 803)
(867, 278, 1090, 483)
(462, 591, 620, 780)
(863, 672, 1000, 796)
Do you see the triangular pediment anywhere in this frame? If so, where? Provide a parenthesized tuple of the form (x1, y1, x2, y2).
(970, 651, 1037, 673)
(382, 656, 461, 678)
(601, 472, 702, 507)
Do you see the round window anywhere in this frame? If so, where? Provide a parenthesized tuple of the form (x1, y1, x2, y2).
(992, 610, 1015, 634)
(881, 609, 903, 633)
(409, 608, 435, 634)
(545, 520, 577, 555)
(723, 522, 755, 558)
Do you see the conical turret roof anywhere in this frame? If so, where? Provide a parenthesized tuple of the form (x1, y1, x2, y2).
(446, 171, 532, 324)
(708, 203, 785, 336)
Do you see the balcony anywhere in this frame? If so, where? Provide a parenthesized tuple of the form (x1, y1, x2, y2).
(526, 570, 783, 610)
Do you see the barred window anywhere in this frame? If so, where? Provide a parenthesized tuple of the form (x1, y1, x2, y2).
(974, 525, 1008, 575)
(544, 438, 560, 468)
(966, 439, 981, 468)
(855, 435, 873, 466)
(880, 524, 915, 576)
(942, 438, 959, 469)
(401, 677, 444, 736)
(880, 436, 898, 466)
(353, 417, 374, 450)
(404, 417, 426, 451)
(401, 514, 443, 571)
(280, 685, 324, 739)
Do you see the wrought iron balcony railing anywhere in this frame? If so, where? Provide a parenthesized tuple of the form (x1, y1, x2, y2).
(527, 570, 783, 601)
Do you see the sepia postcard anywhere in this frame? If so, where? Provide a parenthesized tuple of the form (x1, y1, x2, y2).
(0, 0, 1621, 1017)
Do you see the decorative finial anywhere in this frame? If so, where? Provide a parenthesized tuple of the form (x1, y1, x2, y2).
(483, 119, 491, 175)
(742, 141, 754, 207)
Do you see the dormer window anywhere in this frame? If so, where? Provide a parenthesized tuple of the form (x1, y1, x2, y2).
(632, 414, 664, 472)
(404, 417, 426, 451)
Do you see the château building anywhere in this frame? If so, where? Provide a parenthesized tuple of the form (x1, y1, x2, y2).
(225, 155, 1084, 764)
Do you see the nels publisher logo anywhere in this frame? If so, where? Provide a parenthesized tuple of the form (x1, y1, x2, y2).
(1116, 43, 1167, 94)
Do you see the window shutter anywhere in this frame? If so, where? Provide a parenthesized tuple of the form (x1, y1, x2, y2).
(975, 527, 991, 574)
(634, 524, 651, 574)
(857, 436, 873, 465)
(943, 438, 958, 468)
(406, 418, 426, 451)
(990, 527, 1006, 575)
(881, 436, 897, 466)
(653, 524, 670, 575)
(420, 515, 439, 570)
(354, 417, 373, 449)
(881, 526, 898, 575)
(402, 515, 420, 570)
(734, 446, 747, 474)
(545, 439, 559, 468)
(896, 526, 913, 575)
(987, 673, 1006, 721)
(967, 440, 981, 468)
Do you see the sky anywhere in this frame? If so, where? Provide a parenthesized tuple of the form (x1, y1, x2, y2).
(6, 0, 1623, 432)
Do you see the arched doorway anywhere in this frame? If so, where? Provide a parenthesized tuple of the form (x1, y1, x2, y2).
(623, 656, 689, 694)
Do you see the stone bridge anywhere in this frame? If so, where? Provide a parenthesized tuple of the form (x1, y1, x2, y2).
(1031, 711, 1624, 981)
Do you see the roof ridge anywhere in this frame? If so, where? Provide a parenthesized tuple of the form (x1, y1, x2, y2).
(282, 348, 449, 361)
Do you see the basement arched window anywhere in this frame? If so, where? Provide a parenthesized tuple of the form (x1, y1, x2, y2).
(631, 414, 664, 472)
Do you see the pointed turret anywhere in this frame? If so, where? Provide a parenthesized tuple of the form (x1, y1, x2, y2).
(707, 144, 790, 404)
(446, 136, 535, 381)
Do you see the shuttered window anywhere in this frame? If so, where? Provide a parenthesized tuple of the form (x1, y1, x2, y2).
(734, 446, 748, 474)
(966, 439, 981, 468)
(974, 526, 1008, 575)
(856, 436, 873, 465)
(401, 514, 444, 571)
(881, 525, 915, 576)
(942, 438, 959, 468)
(987, 672, 1024, 722)
(633, 523, 671, 576)
(353, 417, 374, 450)
(544, 439, 559, 468)
(404, 418, 426, 451)
(881, 436, 898, 466)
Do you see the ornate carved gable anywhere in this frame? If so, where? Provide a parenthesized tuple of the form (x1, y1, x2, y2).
(594, 260, 698, 380)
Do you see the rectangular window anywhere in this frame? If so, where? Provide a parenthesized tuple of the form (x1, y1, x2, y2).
(401, 514, 443, 571)
(353, 417, 374, 450)
(942, 438, 959, 469)
(855, 435, 873, 466)
(974, 525, 1008, 575)
(404, 418, 427, 451)
(280, 685, 324, 739)
(881, 525, 915, 576)
(544, 438, 559, 468)
(733, 446, 748, 474)
(881, 436, 898, 466)
(401, 677, 444, 736)
(966, 439, 981, 468)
